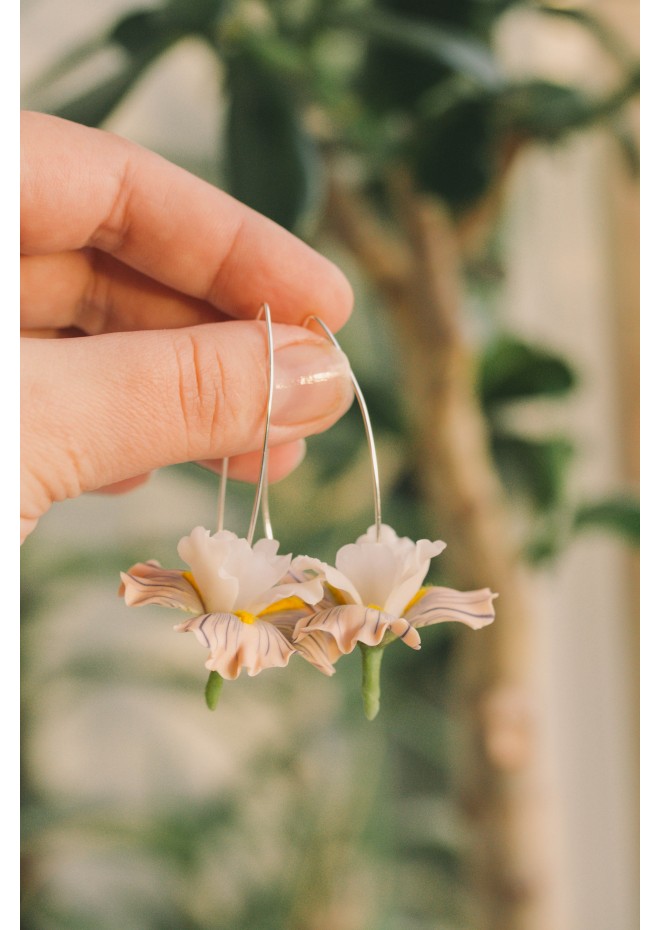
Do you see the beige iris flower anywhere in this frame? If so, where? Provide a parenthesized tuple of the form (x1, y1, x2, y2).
(292, 524, 496, 666)
(120, 526, 326, 680)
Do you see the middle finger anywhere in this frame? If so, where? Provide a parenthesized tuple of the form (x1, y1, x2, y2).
(21, 249, 228, 335)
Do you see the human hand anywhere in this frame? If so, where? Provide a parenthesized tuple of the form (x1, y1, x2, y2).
(21, 112, 354, 542)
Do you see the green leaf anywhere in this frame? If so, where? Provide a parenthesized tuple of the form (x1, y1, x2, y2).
(479, 335, 577, 407)
(573, 496, 640, 545)
(162, 0, 223, 33)
(491, 433, 574, 511)
(51, 59, 155, 126)
(110, 0, 222, 52)
(205, 670, 224, 710)
(524, 532, 562, 566)
(353, 9, 503, 89)
(410, 91, 497, 209)
(109, 9, 169, 55)
(223, 49, 321, 231)
(496, 80, 600, 142)
(50, 1, 224, 127)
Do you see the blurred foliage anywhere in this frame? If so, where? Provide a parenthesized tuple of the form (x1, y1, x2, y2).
(22, 0, 638, 928)
(223, 47, 321, 228)
(479, 334, 578, 407)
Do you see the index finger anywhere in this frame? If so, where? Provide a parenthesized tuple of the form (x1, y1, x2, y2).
(20, 111, 353, 330)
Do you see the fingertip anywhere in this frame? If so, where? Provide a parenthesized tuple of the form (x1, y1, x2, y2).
(267, 439, 307, 482)
(319, 259, 354, 333)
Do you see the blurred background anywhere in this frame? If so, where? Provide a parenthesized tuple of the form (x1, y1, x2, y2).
(20, 1, 639, 929)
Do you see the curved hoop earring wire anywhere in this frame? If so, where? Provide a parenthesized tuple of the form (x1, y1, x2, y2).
(216, 303, 275, 545)
(304, 315, 382, 543)
(253, 303, 274, 543)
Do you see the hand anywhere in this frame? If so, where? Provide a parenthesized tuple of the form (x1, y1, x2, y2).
(20, 112, 354, 542)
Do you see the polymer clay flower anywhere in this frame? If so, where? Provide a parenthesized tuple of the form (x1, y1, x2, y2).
(291, 523, 496, 717)
(293, 523, 496, 651)
(120, 526, 325, 681)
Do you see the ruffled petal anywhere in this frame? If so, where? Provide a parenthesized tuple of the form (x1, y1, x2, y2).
(250, 576, 325, 616)
(357, 525, 445, 561)
(405, 587, 497, 631)
(294, 605, 421, 654)
(175, 527, 294, 614)
(228, 538, 292, 611)
(175, 613, 296, 680)
(357, 523, 413, 551)
(283, 561, 326, 584)
(291, 556, 363, 606)
(293, 630, 343, 676)
(322, 527, 447, 617)
(120, 561, 204, 613)
(255, 603, 315, 636)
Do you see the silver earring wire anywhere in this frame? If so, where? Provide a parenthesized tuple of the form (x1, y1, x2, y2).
(252, 303, 274, 543)
(216, 303, 275, 545)
(216, 456, 229, 534)
(305, 315, 382, 542)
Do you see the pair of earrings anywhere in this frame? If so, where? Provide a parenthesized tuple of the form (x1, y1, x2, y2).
(120, 305, 496, 719)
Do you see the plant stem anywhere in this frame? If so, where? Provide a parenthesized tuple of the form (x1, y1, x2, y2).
(360, 644, 385, 720)
(205, 671, 223, 710)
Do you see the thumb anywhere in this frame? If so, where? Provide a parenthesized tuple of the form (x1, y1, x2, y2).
(21, 321, 354, 539)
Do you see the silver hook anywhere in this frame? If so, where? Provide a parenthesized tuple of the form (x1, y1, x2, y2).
(216, 456, 229, 533)
(247, 303, 274, 545)
(216, 303, 275, 544)
(304, 315, 382, 542)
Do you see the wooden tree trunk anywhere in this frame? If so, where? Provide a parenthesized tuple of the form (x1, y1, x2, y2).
(326, 174, 558, 930)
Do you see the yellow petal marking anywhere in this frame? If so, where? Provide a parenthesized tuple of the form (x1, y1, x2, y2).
(258, 596, 308, 617)
(326, 584, 349, 605)
(182, 571, 207, 609)
(367, 603, 384, 611)
(234, 610, 256, 625)
(404, 587, 428, 613)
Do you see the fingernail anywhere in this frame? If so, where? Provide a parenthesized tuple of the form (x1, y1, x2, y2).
(272, 338, 354, 426)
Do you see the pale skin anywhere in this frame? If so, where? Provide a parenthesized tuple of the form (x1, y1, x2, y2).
(21, 112, 355, 543)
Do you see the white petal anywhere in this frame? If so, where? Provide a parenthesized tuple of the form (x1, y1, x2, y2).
(335, 541, 400, 607)
(291, 556, 363, 606)
(382, 539, 446, 616)
(120, 561, 204, 613)
(176, 527, 294, 614)
(177, 527, 240, 612)
(176, 613, 296, 679)
(333, 528, 447, 616)
(358, 523, 412, 550)
(357, 524, 445, 564)
(252, 537, 285, 560)
(405, 587, 497, 631)
(382, 559, 430, 617)
(288, 555, 328, 580)
(228, 539, 291, 610)
(250, 576, 324, 615)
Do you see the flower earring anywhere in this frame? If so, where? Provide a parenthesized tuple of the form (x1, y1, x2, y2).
(120, 305, 497, 719)
(286, 317, 497, 718)
(120, 305, 327, 706)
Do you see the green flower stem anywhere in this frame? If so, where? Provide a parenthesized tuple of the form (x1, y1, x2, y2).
(205, 671, 223, 710)
(360, 643, 385, 721)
